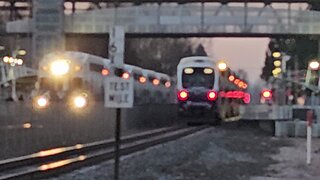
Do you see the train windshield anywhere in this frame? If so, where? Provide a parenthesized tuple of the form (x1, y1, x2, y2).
(182, 67, 214, 88)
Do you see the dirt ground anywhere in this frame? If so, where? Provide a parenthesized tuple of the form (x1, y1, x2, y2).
(261, 138, 320, 180)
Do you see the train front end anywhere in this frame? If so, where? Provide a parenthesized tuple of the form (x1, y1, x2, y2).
(177, 57, 220, 119)
(34, 52, 89, 110)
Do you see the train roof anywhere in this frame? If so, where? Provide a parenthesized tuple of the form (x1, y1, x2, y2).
(178, 56, 215, 70)
(41, 51, 110, 65)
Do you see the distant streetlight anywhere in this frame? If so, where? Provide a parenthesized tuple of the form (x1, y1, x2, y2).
(18, 49, 27, 56)
(2, 56, 23, 66)
(272, 51, 281, 58)
(309, 61, 319, 70)
(218, 62, 227, 71)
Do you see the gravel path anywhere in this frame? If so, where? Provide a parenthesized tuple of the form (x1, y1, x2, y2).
(52, 123, 298, 180)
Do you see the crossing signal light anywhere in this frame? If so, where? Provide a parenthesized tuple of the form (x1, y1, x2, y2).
(261, 90, 272, 99)
(178, 90, 188, 101)
(228, 75, 235, 82)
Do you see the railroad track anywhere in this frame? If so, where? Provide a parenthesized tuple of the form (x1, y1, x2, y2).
(0, 125, 208, 180)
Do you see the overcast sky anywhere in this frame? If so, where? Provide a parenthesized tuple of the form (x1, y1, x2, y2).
(200, 38, 270, 84)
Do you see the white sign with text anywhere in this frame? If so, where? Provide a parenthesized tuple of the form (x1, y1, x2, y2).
(104, 77, 133, 108)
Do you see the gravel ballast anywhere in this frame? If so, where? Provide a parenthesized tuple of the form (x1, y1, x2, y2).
(52, 123, 320, 180)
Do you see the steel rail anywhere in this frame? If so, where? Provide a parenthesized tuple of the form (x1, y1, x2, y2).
(0, 125, 208, 179)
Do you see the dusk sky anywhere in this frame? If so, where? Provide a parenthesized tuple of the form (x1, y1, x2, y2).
(201, 38, 270, 84)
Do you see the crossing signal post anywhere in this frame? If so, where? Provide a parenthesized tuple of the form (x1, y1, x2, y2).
(105, 26, 129, 180)
(306, 60, 320, 86)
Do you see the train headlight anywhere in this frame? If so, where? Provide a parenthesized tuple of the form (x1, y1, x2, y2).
(73, 95, 87, 108)
(50, 60, 70, 76)
(37, 97, 48, 108)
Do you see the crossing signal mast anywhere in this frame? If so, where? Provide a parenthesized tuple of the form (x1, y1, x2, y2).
(306, 60, 320, 86)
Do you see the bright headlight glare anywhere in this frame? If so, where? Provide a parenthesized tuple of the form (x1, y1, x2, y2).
(74, 96, 87, 108)
(50, 60, 70, 76)
(37, 97, 48, 107)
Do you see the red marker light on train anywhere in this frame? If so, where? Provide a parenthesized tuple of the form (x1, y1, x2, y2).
(139, 76, 146, 84)
(243, 93, 251, 104)
(178, 90, 188, 101)
(165, 81, 171, 88)
(234, 79, 240, 85)
(153, 79, 160, 86)
(228, 75, 235, 82)
(101, 69, 109, 76)
(207, 90, 218, 101)
(122, 72, 130, 80)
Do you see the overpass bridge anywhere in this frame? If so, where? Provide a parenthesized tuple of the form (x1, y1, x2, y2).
(6, 4, 320, 35)
(4, 0, 320, 66)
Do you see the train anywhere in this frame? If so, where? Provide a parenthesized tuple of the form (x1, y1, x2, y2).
(176, 56, 249, 124)
(32, 51, 174, 110)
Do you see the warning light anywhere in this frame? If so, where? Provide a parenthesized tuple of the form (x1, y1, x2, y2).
(101, 69, 109, 76)
(165, 81, 171, 88)
(122, 72, 130, 80)
(262, 90, 272, 99)
(139, 76, 146, 84)
(234, 79, 240, 85)
(228, 75, 235, 82)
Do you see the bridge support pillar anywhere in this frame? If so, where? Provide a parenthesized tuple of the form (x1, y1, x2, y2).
(32, 0, 65, 68)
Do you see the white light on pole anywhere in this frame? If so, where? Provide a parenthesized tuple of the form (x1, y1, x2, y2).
(309, 61, 319, 70)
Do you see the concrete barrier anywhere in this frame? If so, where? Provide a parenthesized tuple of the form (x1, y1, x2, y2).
(295, 121, 307, 137)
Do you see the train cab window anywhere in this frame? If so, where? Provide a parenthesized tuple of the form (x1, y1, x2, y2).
(89, 63, 104, 73)
(71, 78, 83, 89)
(182, 67, 215, 89)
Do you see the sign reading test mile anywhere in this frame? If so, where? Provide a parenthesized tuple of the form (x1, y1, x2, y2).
(104, 76, 134, 108)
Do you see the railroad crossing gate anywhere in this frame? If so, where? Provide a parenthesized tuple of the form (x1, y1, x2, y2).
(104, 76, 134, 108)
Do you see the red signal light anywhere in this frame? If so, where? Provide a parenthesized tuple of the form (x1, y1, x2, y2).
(153, 79, 160, 86)
(207, 90, 218, 101)
(234, 79, 240, 85)
(243, 83, 248, 89)
(262, 90, 272, 99)
(178, 90, 188, 101)
(238, 81, 244, 88)
(101, 69, 109, 76)
(165, 81, 171, 88)
(228, 75, 235, 82)
(122, 72, 130, 79)
(139, 76, 146, 84)
(243, 93, 250, 104)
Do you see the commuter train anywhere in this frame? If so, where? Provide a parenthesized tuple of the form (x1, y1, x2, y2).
(33, 51, 173, 110)
(176, 56, 248, 124)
